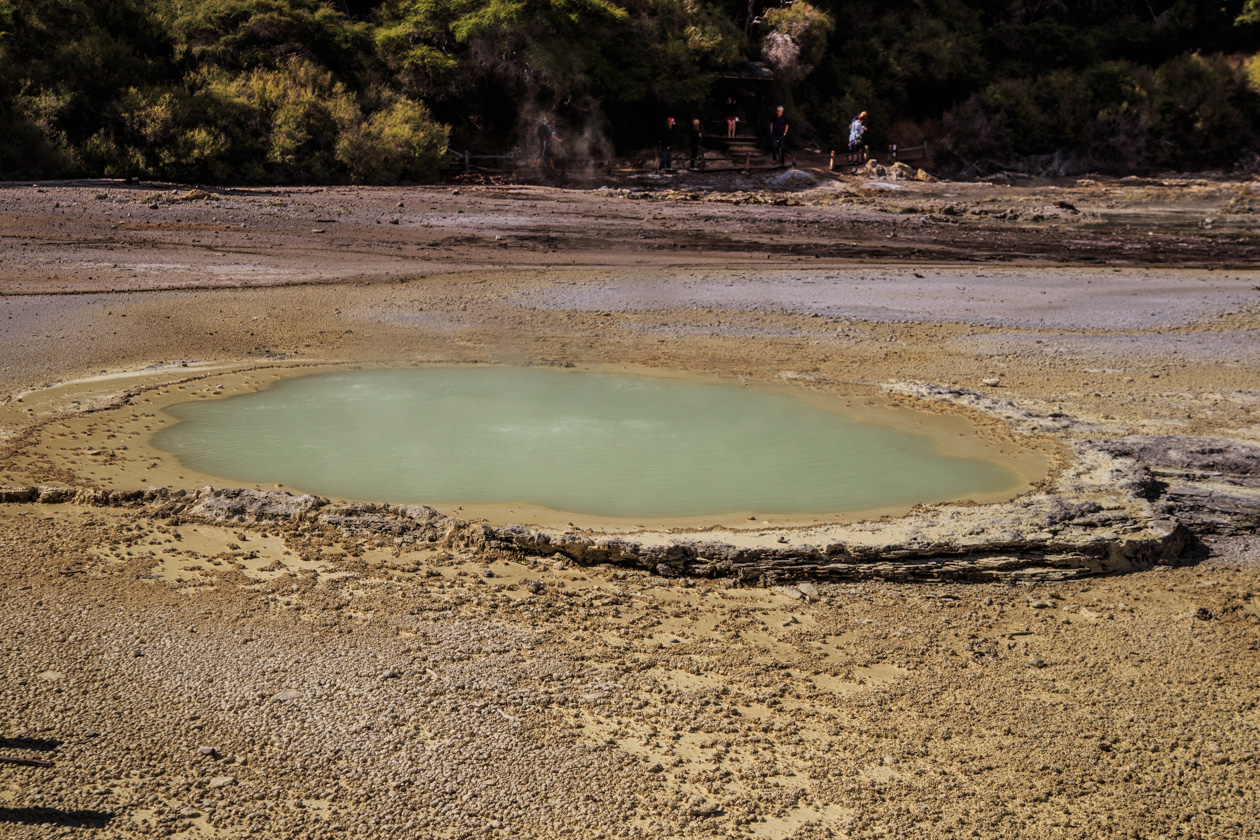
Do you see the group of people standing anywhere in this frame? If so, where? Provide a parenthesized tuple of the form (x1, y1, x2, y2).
(536, 107, 869, 172)
(659, 106, 865, 170)
(657, 105, 795, 171)
(656, 116, 707, 171)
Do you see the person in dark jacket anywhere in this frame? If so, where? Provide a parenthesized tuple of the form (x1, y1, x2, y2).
(536, 117, 560, 167)
(770, 106, 789, 166)
(658, 117, 676, 171)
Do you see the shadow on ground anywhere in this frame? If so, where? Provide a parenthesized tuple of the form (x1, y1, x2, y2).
(0, 807, 116, 828)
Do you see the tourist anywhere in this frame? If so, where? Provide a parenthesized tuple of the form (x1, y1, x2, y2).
(689, 119, 702, 170)
(725, 98, 738, 138)
(848, 111, 867, 163)
(770, 106, 789, 166)
(658, 116, 676, 172)
(536, 117, 560, 168)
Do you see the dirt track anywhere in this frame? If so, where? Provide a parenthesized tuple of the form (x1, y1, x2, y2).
(1, 171, 1259, 838)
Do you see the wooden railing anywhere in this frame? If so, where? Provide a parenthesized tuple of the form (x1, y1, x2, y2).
(829, 141, 930, 170)
(889, 141, 930, 162)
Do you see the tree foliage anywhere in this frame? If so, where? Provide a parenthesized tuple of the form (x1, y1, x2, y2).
(760, 1, 833, 85)
(0, 0, 1256, 181)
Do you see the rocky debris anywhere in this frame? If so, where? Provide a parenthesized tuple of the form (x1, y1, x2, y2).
(0, 455, 1191, 583)
(1093, 435, 1260, 486)
(859, 160, 936, 182)
(1092, 436, 1260, 535)
(881, 380, 1110, 436)
(187, 486, 330, 521)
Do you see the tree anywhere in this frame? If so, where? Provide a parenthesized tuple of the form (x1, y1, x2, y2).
(760, 1, 833, 86)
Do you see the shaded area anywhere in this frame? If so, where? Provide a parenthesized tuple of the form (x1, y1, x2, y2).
(0, 737, 60, 751)
(0, 808, 115, 828)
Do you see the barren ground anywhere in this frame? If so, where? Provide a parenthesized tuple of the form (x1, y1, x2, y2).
(1, 169, 1258, 839)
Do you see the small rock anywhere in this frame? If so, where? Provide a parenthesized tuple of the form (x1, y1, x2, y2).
(207, 775, 236, 789)
(982, 378, 1001, 387)
(524, 579, 544, 594)
(380, 669, 400, 680)
(273, 689, 301, 702)
(199, 746, 217, 757)
(1029, 656, 1047, 668)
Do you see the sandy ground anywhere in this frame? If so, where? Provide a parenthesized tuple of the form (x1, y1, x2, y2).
(1, 170, 1259, 838)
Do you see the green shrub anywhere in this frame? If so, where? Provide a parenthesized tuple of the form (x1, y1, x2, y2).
(940, 51, 1259, 172)
(1148, 52, 1257, 167)
(336, 97, 449, 183)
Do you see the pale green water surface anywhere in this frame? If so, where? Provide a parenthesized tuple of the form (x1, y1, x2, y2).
(155, 366, 1022, 518)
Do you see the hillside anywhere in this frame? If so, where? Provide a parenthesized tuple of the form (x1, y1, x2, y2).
(1, 0, 1258, 182)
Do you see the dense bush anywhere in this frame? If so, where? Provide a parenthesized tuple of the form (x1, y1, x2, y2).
(336, 97, 448, 182)
(936, 52, 1260, 174)
(0, 0, 1257, 181)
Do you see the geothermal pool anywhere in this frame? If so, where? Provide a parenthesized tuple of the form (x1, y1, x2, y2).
(153, 366, 1024, 518)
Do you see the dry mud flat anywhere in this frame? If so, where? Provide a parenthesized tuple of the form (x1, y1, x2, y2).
(1, 175, 1260, 838)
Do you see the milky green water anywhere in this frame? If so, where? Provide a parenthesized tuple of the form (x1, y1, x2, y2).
(154, 366, 1022, 518)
